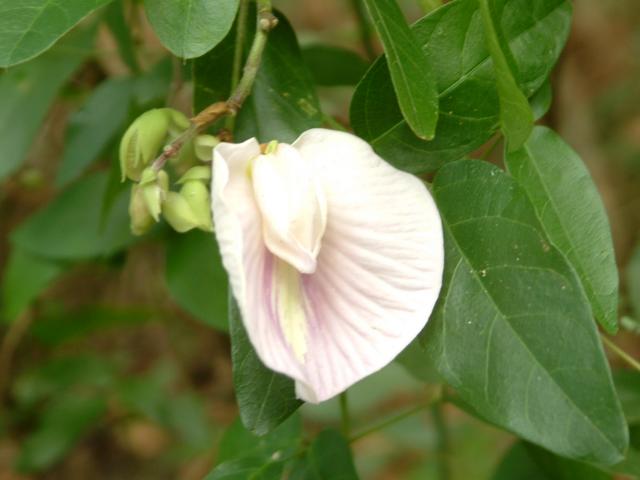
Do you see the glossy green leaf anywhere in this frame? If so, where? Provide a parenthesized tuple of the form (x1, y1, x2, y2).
(478, 0, 533, 151)
(361, 0, 438, 139)
(234, 11, 323, 142)
(0, 0, 109, 67)
(1, 248, 63, 322)
(426, 160, 627, 464)
(0, 29, 93, 180)
(530, 79, 553, 121)
(506, 127, 619, 333)
(56, 77, 134, 187)
(229, 294, 302, 436)
(165, 230, 228, 331)
(143, 0, 239, 59)
(290, 429, 359, 480)
(350, 0, 572, 173)
(493, 442, 610, 480)
(17, 394, 106, 472)
(301, 45, 369, 86)
(12, 171, 134, 260)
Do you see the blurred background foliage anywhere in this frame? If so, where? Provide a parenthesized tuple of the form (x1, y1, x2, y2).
(1, 0, 640, 478)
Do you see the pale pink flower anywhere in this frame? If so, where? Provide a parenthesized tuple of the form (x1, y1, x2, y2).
(212, 128, 444, 403)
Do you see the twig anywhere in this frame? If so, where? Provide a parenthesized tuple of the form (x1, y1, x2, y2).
(226, 0, 250, 131)
(350, 0, 377, 61)
(601, 334, 640, 372)
(151, 0, 277, 172)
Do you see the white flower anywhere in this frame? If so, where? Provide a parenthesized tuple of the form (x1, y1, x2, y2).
(212, 128, 444, 403)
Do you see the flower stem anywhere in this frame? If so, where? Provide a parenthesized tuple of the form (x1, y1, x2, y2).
(340, 391, 351, 436)
(152, 0, 277, 171)
(350, 398, 436, 443)
(431, 402, 451, 480)
(601, 334, 640, 372)
(226, 0, 250, 131)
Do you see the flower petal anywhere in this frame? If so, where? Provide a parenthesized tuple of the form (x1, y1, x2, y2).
(252, 143, 327, 274)
(290, 129, 444, 402)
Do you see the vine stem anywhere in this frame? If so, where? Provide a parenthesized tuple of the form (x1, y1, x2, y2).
(226, 0, 250, 131)
(151, 0, 277, 172)
(431, 402, 451, 480)
(601, 334, 640, 372)
(0, 311, 33, 410)
(349, 0, 377, 61)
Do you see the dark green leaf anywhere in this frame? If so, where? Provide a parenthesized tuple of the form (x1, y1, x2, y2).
(1, 248, 63, 322)
(0, 0, 109, 67)
(143, 0, 239, 59)
(12, 171, 134, 260)
(426, 160, 627, 464)
(301, 45, 369, 87)
(361, 0, 438, 140)
(56, 77, 134, 187)
(614, 370, 640, 425)
(229, 294, 302, 436)
(0, 28, 94, 180)
(505, 127, 619, 333)
(478, 0, 533, 150)
(166, 230, 228, 331)
(17, 393, 106, 472)
(290, 429, 359, 480)
(235, 11, 323, 142)
(493, 442, 610, 480)
(394, 338, 441, 383)
(350, 0, 572, 173)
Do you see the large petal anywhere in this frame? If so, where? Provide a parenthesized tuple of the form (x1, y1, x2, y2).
(212, 131, 444, 404)
(291, 129, 444, 402)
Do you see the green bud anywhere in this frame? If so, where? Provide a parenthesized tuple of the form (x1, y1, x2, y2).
(194, 135, 220, 162)
(129, 185, 155, 236)
(180, 181, 213, 232)
(265, 140, 278, 154)
(119, 108, 191, 182)
(177, 166, 211, 184)
(162, 191, 201, 233)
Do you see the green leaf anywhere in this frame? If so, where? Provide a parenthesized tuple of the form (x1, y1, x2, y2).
(505, 127, 619, 333)
(143, 0, 239, 59)
(0, 28, 94, 180)
(614, 370, 640, 426)
(350, 0, 572, 174)
(628, 246, 640, 320)
(1, 248, 63, 322)
(478, 0, 533, 151)
(301, 45, 369, 87)
(205, 457, 284, 480)
(290, 429, 359, 480)
(427, 160, 627, 464)
(0, 0, 109, 67)
(235, 11, 323, 142)
(493, 442, 610, 480)
(165, 230, 229, 331)
(229, 294, 302, 436)
(530, 79, 553, 121)
(12, 171, 134, 260)
(56, 77, 134, 187)
(394, 339, 441, 384)
(17, 393, 107, 472)
(361, 0, 438, 140)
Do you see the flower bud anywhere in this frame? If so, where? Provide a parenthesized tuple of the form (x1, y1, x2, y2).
(162, 191, 201, 233)
(177, 166, 211, 184)
(194, 135, 220, 162)
(129, 185, 155, 236)
(119, 108, 190, 182)
(180, 180, 213, 232)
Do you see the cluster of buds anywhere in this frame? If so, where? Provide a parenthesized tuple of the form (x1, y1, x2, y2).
(120, 108, 220, 235)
